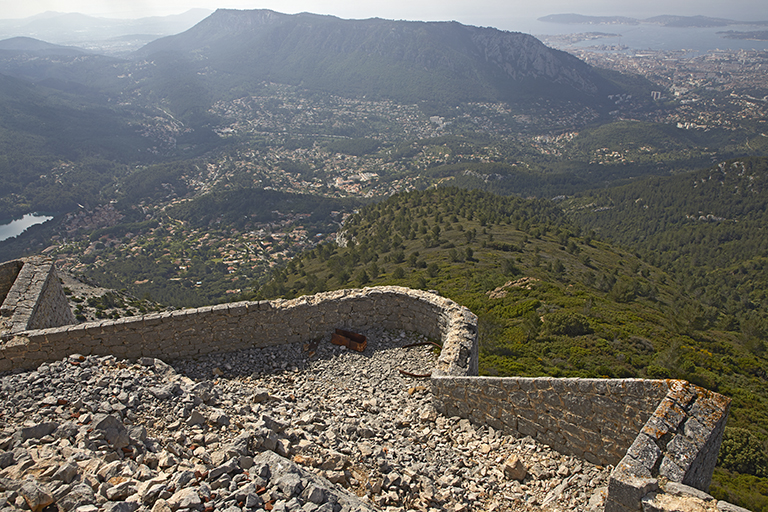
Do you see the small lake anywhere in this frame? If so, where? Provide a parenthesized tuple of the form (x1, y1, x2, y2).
(0, 214, 54, 242)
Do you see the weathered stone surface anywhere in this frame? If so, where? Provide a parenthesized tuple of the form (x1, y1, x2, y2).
(56, 483, 96, 512)
(606, 473, 659, 512)
(90, 414, 130, 449)
(642, 492, 719, 512)
(102, 502, 140, 512)
(167, 488, 202, 511)
(1, 257, 74, 336)
(52, 462, 79, 484)
(18, 422, 59, 441)
(20, 480, 54, 512)
(717, 501, 752, 512)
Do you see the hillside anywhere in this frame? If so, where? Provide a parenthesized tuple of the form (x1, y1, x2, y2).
(567, 156, 768, 334)
(0, 36, 87, 55)
(244, 186, 768, 509)
(134, 9, 623, 106)
(247, 187, 764, 419)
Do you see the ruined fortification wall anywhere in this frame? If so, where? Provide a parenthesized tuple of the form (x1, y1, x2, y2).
(0, 286, 477, 376)
(0, 260, 23, 306)
(0, 256, 74, 334)
(431, 374, 730, 510)
(0, 271, 733, 511)
(432, 376, 671, 466)
(605, 380, 731, 512)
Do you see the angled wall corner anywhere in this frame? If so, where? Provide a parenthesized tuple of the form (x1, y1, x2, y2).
(604, 380, 730, 512)
(1, 257, 75, 335)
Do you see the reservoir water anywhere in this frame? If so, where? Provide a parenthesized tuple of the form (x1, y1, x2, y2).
(0, 214, 53, 242)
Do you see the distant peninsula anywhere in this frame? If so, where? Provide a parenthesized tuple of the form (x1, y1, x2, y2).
(539, 13, 768, 28)
(718, 30, 768, 41)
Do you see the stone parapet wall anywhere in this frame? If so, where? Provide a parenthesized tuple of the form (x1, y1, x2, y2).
(431, 376, 672, 466)
(0, 266, 734, 511)
(0, 257, 74, 334)
(0, 260, 23, 306)
(0, 286, 478, 375)
(430, 374, 730, 511)
(605, 380, 731, 512)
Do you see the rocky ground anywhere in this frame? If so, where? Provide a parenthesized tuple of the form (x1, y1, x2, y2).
(59, 273, 166, 323)
(0, 329, 611, 512)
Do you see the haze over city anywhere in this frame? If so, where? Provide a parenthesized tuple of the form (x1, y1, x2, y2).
(2, 0, 767, 32)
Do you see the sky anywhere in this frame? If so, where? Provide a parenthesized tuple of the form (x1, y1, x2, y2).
(3, 0, 766, 27)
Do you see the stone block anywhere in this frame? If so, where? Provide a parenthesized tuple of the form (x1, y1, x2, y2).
(484, 383, 507, 400)
(498, 410, 517, 431)
(641, 415, 676, 445)
(517, 416, 541, 438)
(717, 501, 752, 512)
(605, 472, 658, 512)
(663, 482, 713, 501)
(561, 393, 594, 418)
(560, 425, 585, 450)
(625, 434, 661, 473)
(516, 378, 536, 392)
(667, 381, 698, 410)
(593, 379, 609, 395)
(665, 434, 698, 471)
(658, 457, 685, 482)
(653, 398, 687, 430)
(507, 391, 531, 409)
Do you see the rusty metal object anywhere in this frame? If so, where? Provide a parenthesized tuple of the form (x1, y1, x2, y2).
(330, 329, 367, 352)
(398, 369, 431, 378)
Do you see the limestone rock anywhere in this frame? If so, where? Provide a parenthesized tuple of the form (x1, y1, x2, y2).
(56, 483, 96, 512)
(91, 414, 130, 449)
(20, 479, 54, 512)
(642, 492, 719, 512)
(503, 455, 527, 481)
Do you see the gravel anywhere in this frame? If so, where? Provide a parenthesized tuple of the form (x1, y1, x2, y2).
(0, 329, 611, 512)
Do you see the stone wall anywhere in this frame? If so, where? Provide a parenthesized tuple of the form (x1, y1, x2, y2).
(0, 256, 74, 335)
(430, 373, 730, 511)
(431, 376, 672, 466)
(0, 286, 478, 376)
(0, 260, 23, 306)
(0, 267, 733, 511)
(605, 380, 731, 512)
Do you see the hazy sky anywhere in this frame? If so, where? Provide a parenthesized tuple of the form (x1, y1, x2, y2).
(3, 0, 766, 29)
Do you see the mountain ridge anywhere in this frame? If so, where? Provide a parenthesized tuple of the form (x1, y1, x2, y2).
(0, 36, 88, 55)
(134, 9, 621, 105)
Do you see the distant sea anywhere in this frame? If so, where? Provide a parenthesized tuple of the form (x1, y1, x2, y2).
(496, 17, 768, 54)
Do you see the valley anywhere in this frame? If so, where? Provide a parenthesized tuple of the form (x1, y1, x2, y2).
(0, 7, 767, 510)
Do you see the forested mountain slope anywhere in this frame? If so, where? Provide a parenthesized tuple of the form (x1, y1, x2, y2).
(135, 9, 626, 105)
(567, 156, 768, 335)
